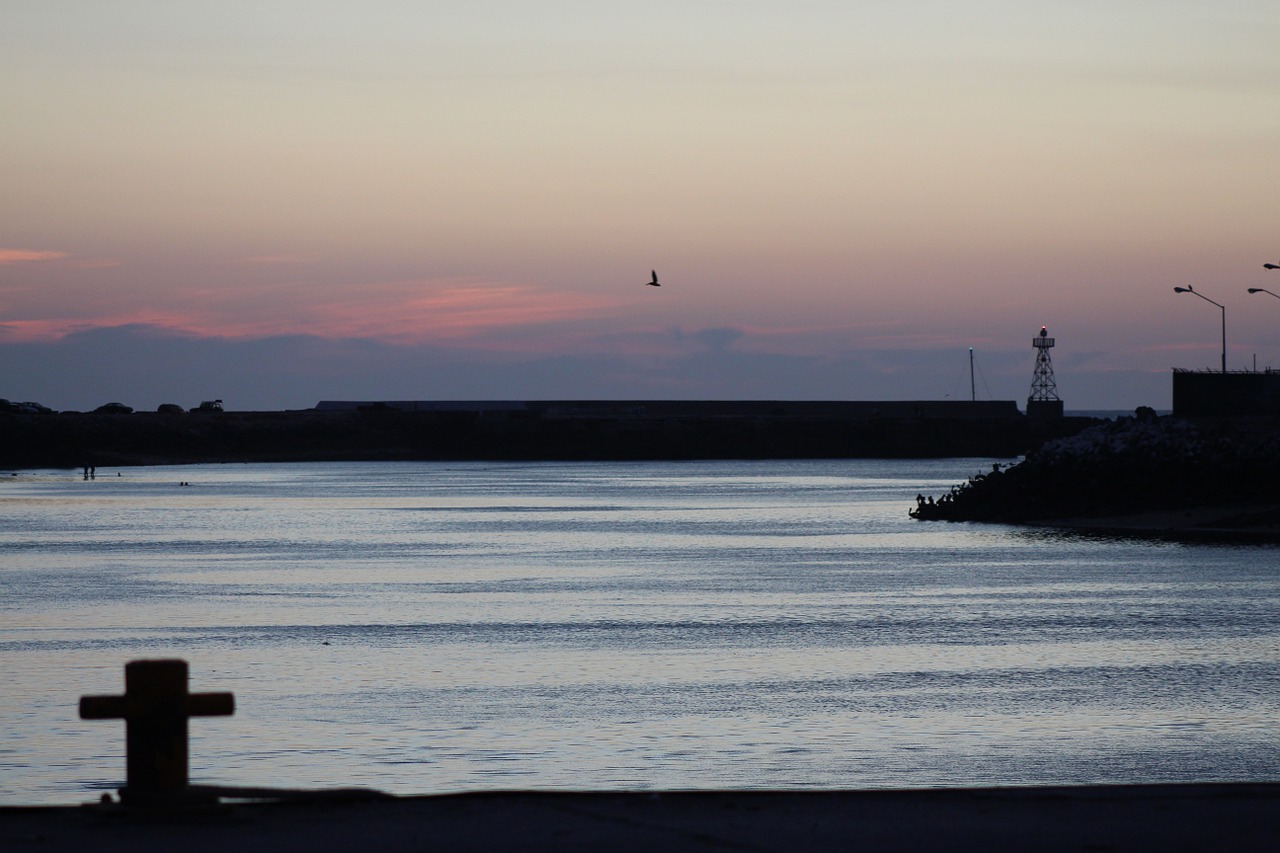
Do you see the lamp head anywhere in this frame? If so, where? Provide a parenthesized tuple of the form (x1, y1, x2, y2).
(1264, 263, 1279, 270)
(1173, 286, 1192, 293)
(1249, 288, 1264, 294)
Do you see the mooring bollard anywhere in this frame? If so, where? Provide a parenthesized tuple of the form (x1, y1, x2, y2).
(80, 659, 234, 804)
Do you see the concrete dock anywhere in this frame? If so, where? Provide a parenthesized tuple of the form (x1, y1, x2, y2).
(4, 784, 1279, 852)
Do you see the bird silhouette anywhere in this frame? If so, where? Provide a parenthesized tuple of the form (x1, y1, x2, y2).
(646, 270, 661, 287)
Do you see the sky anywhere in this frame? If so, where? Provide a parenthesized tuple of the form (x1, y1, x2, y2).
(3, 1, 1280, 412)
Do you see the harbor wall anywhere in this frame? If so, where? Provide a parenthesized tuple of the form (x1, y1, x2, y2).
(315, 399, 1022, 419)
(1, 402, 1095, 469)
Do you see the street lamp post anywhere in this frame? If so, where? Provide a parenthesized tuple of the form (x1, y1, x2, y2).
(1249, 275, 1280, 373)
(1173, 285, 1226, 374)
(1250, 263, 1280, 300)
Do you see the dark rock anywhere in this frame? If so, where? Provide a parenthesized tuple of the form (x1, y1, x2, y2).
(910, 415, 1280, 530)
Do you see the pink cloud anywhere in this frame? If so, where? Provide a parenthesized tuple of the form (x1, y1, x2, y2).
(0, 310, 209, 343)
(0, 249, 69, 265)
(171, 278, 623, 342)
(0, 278, 630, 346)
(236, 254, 314, 266)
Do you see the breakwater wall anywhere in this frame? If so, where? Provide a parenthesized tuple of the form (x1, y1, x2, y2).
(0, 407, 1099, 469)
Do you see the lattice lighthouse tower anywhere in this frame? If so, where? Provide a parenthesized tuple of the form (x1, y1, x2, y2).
(1027, 326, 1064, 418)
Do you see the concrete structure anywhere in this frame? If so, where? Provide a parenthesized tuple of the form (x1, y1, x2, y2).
(1171, 369, 1280, 417)
(314, 400, 1023, 420)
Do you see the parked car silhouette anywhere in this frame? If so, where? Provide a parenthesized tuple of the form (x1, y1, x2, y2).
(95, 402, 133, 414)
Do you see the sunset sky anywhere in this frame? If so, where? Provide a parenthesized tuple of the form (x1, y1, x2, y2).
(4, 1, 1280, 412)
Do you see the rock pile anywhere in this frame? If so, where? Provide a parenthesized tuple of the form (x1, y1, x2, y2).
(911, 411, 1280, 529)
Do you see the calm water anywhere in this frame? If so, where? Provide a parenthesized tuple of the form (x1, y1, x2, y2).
(1, 459, 1277, 805)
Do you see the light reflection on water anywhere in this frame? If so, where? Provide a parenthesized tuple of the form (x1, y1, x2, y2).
(1, 458, 1278, 804)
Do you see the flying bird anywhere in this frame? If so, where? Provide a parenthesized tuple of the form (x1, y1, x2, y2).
(646, 270, 661, 287)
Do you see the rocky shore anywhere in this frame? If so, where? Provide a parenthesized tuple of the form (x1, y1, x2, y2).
(911, 412, 1280, 539)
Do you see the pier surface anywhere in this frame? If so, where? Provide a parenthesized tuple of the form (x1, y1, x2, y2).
(5, 784, 1279, 852)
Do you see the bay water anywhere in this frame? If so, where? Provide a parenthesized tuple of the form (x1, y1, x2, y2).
(1, 458, 1277, 805)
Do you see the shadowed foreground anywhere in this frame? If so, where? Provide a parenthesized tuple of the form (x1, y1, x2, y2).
(911, 414, 1280, 538)
(0, 406, 1093, 468)
(4, 785, 1279, 852)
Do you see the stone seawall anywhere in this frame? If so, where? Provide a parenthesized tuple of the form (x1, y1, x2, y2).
(0, 409, 1096, 469)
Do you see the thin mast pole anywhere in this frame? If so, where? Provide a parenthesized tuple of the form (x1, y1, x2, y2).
(1220, 305, 1226, 374)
